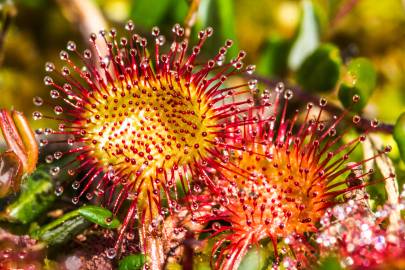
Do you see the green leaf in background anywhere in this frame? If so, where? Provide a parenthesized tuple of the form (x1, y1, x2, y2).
(288, 0, 320, 70)
(130, 0, 172, 28)
(238, 245, 268, 270)
(216, 0, 239, 57)
(173, 0, 189, 23)
(196, 0, 211, 29)
(338, 57, 376, 112)
(296, 43, 342, 92)
(316, 256, 343, 270)
(257, 36, 291, 77)
(394, 112, 405, 162)
(118, 254, 146, 270)
(194, 0, 239, 57)
(1, 168, 56, 224)
(78, 205, 120, 229)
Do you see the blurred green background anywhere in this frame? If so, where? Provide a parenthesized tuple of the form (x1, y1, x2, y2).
(1, 0, 404, 126)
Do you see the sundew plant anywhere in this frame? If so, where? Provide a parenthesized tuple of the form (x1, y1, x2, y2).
(0, 1, 404, 270)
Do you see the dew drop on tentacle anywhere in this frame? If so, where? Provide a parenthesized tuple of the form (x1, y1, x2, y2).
(193, 183, 202, 193)
(212, 222, 222, 231)
(71, 196, 79, 204)
(352, 115, 361, 124)
(86, 192, 93, 200)
(67, 137, 75, 146)
(319, 97, 328, 107)
(245, 64, 256, 75)
(50, 166, 60, 176)
(58, 123, 66, 131)
(54, 106, 63, 115)
(151, 26, 160, 37)
(32, 111, 42, 120)
(160, 207, 169, 217)
(328, 128, 337, 137)
(191, 201, 199, 210)
(33, 96, 43, 106)
(352, 94, 360, 103)
(370, 118, 379, 128)
(59, 50, 69, 61)
(54, 151, 63, 160)
(216, 54, 225, 66)
(248, 79, 258, 90)
(109, 28, 117, 38)
(105, 216, 113, 225)
(283, 89, 293, 100)
(106, 248, 117, 259)
(55, 186, 64, 196)
(61, 66, 70, 76)
(50, 89, 60, 99)
(45, 155, 54, 164)
(67, 41, 77, 51)
(83, 49, 92, 59)
(156, 35, 166, 46)
(67, 169, 75, 176)
(72, 181, 80, 190)
(39, 139, 48, 147)
(275, 82, 285, 93)
(43, 76, 53, 86)
(45, 62, 55, 72)
(125, 20, 134, 31)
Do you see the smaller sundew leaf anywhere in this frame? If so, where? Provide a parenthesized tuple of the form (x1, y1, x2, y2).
(288, 0, 320, 70)
(338, 57, 376, 112)
(118, 254, 146, 270)
(394, 112, 405, 162)
(296, 43, 342, 92)
(32, 213, 91, 246)
(78, 205, 120, 229)
(1, 168, 56, 224)
(31, 210, 80, 238)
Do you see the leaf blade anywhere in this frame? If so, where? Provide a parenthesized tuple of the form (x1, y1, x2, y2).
(78, 205, 120, 229)
(338, 57, 376, 112)
(288, 0, 320, 70)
